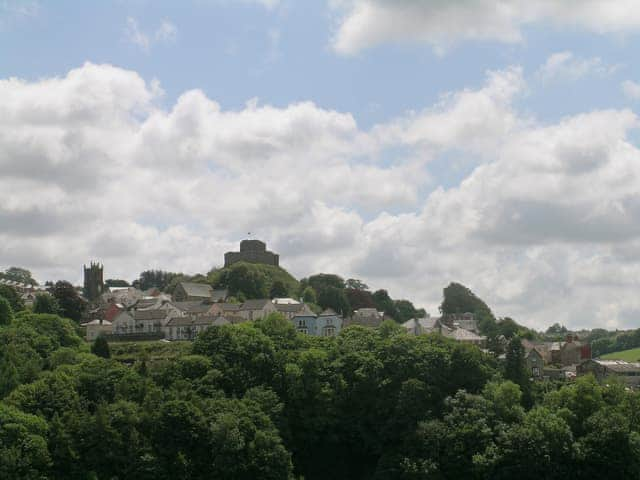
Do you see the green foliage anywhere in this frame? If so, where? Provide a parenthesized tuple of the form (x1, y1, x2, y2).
(0, 403, 50, 479)
(345, 287, 375, 310)
(91, 336, 111, 359)
(601, 347, 640, 361)
(317, 286, 351, 317)
(440, 282, 493, 317)
(211, 262, 299, 300)
(0, 296, 13, 325)
(345, 278, 369, 290)
(51, 281, 86, 322)
(32, 293, 59, 315)
(0, 285, 25, 313)
(393, 299, 425, 322)
(105, 278, 130, 287)
(302, 273, 345, 292)
(301, 286, 317, 304)
(269, 280, 289, 299)
(372, 289, 399, 320)
(134, 270, 182, 291)
(0, 267, 38, 286)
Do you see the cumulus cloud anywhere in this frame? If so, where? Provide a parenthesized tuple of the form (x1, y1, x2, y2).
(125, 17, 177, 52)
(622, 80, 640, 99)
(537, 51, 619, 83)
(4, 62, 640, 331)
(331, 0, 640, 54)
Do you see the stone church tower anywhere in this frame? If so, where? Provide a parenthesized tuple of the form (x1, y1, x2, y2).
(83, 262, 104, 302)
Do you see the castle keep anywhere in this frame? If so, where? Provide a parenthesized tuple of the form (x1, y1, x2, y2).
(224, 239, 279, 268)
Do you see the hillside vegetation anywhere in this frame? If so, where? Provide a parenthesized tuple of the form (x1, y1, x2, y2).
(600, 347, 640, 362)
(208, 262, 300, 300)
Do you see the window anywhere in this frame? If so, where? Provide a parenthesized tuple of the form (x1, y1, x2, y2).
(322, 326, 336, 337)
(532, 367, 540, 377)
(297, 327, 308, 335)
(297, 319, 306, 327)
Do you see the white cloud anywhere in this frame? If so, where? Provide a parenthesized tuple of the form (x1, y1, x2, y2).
(331, 0, 640, 54)
(622, 80, 640, 99)
(4, 63, 640, 331)
(124, 17, 177, 52)
(537, 51, 618, 83)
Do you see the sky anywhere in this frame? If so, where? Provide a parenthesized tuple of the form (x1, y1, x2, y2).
(4, 0, 640, 330)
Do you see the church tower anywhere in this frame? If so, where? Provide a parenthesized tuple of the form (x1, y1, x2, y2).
(83, 262, 104, 302)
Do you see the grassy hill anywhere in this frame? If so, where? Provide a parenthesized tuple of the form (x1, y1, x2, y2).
(600, 347, 640, 362)
(208, 261, 300, 300)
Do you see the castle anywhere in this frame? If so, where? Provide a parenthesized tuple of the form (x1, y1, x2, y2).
(83, 262, 104, 301)
(224, 239, 279, 268)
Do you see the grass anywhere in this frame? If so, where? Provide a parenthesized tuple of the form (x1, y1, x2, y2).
(601, 347, 640, 362)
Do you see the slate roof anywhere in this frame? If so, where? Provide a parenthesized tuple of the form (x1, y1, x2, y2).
(133, 310, 168, 321)
(240, 299, 272, 310)
(166, 315, 231, 327)
(173, 301, 212, 314)
(275, 303, 306, 313)
(211, 289, 228, 302)
(221, 303, 241, 312)
(179, 282, 214, 298)
(594, 359, 640, 374)
(443, 327, 486, 342)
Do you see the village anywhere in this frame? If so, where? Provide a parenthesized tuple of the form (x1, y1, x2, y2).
(3, 238, 637, 388)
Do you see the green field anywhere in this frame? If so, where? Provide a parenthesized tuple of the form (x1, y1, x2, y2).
(601, 347, 640, 362)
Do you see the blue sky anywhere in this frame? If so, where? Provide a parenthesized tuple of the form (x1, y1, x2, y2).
(4, 0, 640, 329)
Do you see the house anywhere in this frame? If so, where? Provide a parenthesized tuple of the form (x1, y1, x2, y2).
(522, 334, 591, 368)
(164, 315, 231, 341)
(523, 343, 545, 378)
(402, 316, 442, 335)
(273, 298, 301, 305)
(111, 309, 168, 335)
(209, 302, 242, 317)
(83, 319, 113, 341)
(441, 325, 486, 347)
(102, 287, 145, 308)
(291, 309, 342, 337)
(345, 308, 384, 328)
(577, 359, 640, 386)
(442, 312, 480, 333)
(403, 315, 487, 347)
(173, 282, 214, 302)
(172, 300, 217, 317)
(274, 302, 309, 319)
(237, 299, 277, 321)
(112, 311, 136, 335)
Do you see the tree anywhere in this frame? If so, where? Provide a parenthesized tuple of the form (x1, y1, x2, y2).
(91, 335, 111, 359)
(0, 296, 13, 325)
(304, 274, 345, 293)
(372, 289, 399, 321)
(345, 288, 375, 311)
(0, 352, 19, 397)
(301, 286, 317, 304)
(440, 282, 493, 317)
(33, 293, 60, 315)
(134, 270, 182, 291)
(1, 266, 38, 285)
(0, 285, 25, 312)
(504, 337, 531, 405)
(345, 278, 369, 291)
(269, 280, 289, 299)
(394, 299, 425, 322)
(317, 286, 351, 317)
(52, 281, 86, 322)
(105, 279, 130, 288)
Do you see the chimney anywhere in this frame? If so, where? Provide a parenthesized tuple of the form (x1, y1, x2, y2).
(566, 333, 573, 343)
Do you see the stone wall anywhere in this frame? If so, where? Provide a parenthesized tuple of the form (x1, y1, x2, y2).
(224, 239, 279, 267)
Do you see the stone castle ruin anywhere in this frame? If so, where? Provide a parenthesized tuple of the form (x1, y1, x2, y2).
(224, 239, 279, 268)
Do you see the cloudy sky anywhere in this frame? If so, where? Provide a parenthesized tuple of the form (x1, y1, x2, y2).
(4, 0, 640, 330)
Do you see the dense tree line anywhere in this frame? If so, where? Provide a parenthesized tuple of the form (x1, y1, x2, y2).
(2, 299, 640, 478)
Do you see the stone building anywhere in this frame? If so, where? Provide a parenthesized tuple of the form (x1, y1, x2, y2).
(578, 359, 640, 386)
(224, 239, 279, 267)
(83, 262, 104, 302)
